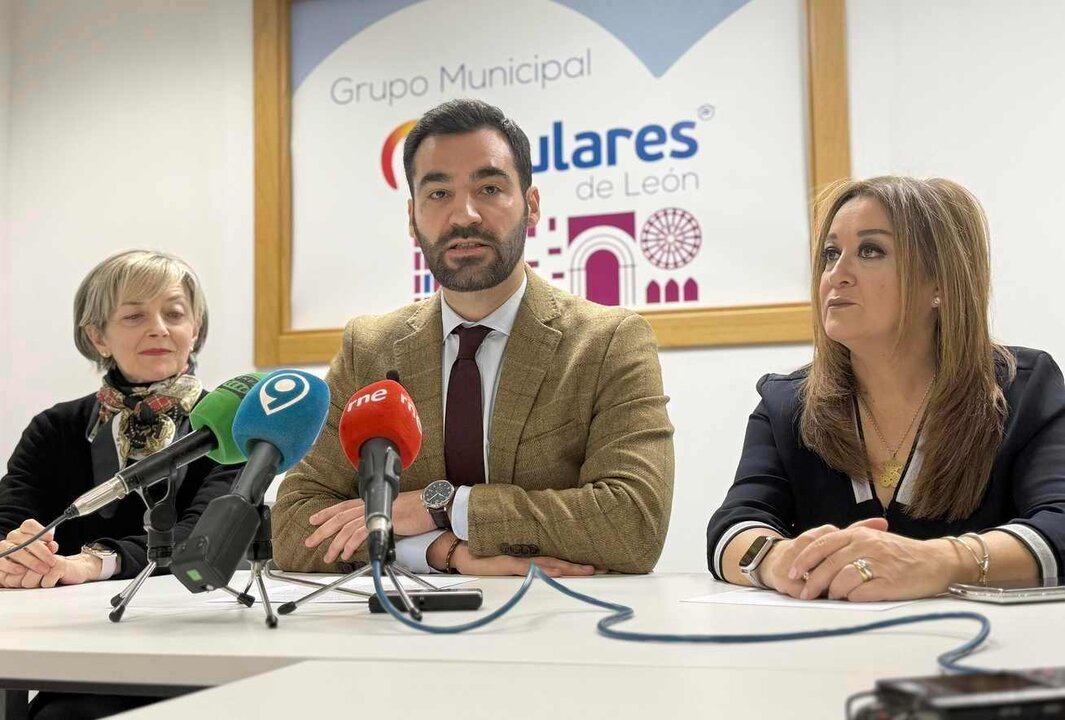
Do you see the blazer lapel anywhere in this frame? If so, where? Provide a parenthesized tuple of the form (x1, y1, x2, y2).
(394, 297, 445, 487)
(488, 270, 562, 484)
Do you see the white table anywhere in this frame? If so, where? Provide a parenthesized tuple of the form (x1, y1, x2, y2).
(0, 572, 1059, 718)
(110, 659, 881, 719)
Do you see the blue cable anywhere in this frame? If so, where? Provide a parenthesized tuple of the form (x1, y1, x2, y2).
(370, 560, 992, 673)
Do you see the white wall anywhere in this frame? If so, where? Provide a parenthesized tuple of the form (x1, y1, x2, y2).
(658, 344, 812, 571)
(3, 0, 253, 462)
(0, 1, 13, 459)
(4, 1, 1065, 574)
(847, 0, 1065, 364)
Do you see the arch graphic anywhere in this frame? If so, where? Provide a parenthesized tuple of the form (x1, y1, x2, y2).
(568, 230, 637, 306)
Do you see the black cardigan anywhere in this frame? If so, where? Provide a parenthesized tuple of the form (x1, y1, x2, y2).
(0, 392, 239, 580)
(707, 346, 1065, 581)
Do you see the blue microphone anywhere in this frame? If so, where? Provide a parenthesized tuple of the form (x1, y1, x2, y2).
(172, 370, 329, 594)
(231, 369, 331, 491)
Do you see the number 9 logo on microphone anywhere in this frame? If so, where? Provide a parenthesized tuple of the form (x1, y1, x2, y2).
(259, 372, 311, 415)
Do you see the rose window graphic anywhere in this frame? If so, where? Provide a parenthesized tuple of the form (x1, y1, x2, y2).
(640, 208, 701, 269)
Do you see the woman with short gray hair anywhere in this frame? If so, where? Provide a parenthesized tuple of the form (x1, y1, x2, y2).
(0, 250, 239, 717)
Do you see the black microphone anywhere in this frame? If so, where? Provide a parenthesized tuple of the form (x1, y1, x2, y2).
(172, 370, 329, 593)
(69, 432, 215, 518)
(66, 374, 260, 518)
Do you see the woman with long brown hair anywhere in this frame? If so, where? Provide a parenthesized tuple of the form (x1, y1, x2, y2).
(707, 176, 1065, 601)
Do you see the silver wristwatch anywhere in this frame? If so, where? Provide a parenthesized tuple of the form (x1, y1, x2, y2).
(81, 542, 121, 578)
(738, 535, 781, 589)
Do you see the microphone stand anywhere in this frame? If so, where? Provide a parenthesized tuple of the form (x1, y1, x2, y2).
(109, 460, 257, 620)
(237, 503, 280, 628)
(196, 502, 408, 627)
(188, 503, 289, 629)
(270, 442, 442, 620)
(269, 529, 441, 622)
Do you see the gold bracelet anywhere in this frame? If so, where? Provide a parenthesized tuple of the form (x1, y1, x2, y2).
(960, 533, 991, 584)
(443, 537, 463, 575)
(945, 536, 984, 583)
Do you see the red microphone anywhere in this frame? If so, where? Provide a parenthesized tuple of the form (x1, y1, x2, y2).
(338, 379, 423, 562)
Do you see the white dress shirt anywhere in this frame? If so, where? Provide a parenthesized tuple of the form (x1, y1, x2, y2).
(394, 275, 528, 573)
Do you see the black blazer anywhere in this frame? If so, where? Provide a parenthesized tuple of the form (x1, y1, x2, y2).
(0, 393, 239, 580)
(707, 347, 1065, 581)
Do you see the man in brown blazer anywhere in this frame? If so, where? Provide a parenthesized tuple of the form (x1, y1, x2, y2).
(272, 99, 673, 576)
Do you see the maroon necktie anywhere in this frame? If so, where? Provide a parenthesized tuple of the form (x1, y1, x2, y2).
(445, 325, 492, 486)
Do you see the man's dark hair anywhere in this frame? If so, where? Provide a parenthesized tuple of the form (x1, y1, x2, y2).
(403, 98, 533, 195)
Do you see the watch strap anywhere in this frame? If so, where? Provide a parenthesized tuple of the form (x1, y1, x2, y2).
(740, 536, 780, 589)
(429, 506, 451, 530)
(81, 543, 120, 580)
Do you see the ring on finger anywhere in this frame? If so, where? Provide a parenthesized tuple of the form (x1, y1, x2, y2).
(851, 557, 874, 583)
(801, 571, 811, 582)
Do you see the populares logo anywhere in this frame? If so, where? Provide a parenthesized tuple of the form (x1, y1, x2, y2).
(381, 119, 416, 189)
(380, 117, 699, 189)
(259, 373, 311, 415)
(531, 119, 698, 172)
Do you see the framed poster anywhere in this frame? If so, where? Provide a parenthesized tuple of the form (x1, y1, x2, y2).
(254, 0, 850, 365)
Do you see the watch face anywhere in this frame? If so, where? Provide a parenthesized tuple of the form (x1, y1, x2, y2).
(422, 480, 454, 509)
(739, 536, 772, 568)
(83, 543, 116, 558)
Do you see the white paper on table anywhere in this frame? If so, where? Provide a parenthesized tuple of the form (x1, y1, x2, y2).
(682, 588, 918, 612)
(207, 574, 477, 604)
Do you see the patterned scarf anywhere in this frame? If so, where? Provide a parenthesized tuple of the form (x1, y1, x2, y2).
(90, 370, 203, 469)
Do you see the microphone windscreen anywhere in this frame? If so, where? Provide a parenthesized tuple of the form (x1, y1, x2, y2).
(339, 380, 423, 469)
(190, 372, 266, 464)
(231, 370, 330, 472)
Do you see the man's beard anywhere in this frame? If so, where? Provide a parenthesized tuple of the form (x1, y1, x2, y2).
(414, 210, 528, 292)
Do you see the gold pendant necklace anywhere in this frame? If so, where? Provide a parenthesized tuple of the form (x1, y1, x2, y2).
(858, 377, 935, 489)
(877, 459, 904, 489)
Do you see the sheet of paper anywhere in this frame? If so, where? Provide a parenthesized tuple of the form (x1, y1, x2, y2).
(208, 573, 476, 604)
(682, 588, 918, 612)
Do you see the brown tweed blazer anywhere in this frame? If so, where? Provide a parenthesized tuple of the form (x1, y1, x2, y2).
(271, 268, 674, 573)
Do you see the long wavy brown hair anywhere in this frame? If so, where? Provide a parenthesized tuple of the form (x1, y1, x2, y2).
(800, 176, 1015, 521)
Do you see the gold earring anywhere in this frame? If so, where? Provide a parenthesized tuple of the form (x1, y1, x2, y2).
(101, 351, 110, 358)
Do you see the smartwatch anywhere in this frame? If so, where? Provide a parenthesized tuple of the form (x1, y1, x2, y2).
(738, 535, 781, 589)
(81, 542, 121, 579)
(421, 480, 456, 530)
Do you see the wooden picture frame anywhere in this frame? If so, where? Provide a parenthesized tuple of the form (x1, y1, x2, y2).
(253, 0, 850, 366)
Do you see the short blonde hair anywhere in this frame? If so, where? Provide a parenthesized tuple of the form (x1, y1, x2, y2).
(73, 250, 209, 371)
